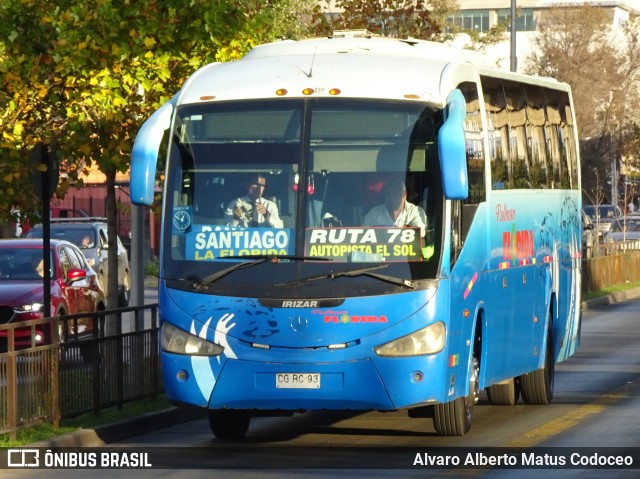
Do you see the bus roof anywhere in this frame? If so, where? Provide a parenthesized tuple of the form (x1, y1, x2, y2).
(176, 34, 569, 107)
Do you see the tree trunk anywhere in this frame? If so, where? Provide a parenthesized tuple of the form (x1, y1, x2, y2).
(105, 168, 119, 335)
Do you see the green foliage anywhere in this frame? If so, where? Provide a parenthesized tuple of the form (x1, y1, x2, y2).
(145, 257, 160, 277)
(0, 394, 171, 447)
(0, 0, 313, 222)
(0, 423, 78, 448)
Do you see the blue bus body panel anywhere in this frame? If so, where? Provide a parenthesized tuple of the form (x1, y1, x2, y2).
(449, 190, 581, 389)
(160, 189, 581, 411)
(160, 281, 454, 410)
(159, 187, 581, 412)
(130, 99, 174, 206)
(438, 89, 469, 200)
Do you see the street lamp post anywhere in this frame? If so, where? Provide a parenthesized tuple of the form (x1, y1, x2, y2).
(510, 0, 517, 72)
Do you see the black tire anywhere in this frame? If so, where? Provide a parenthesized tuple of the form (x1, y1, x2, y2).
(520, 323, 555, 405)
(118, 271, 131, 306)
(208, 410, 251, 440)
(486, 377, 520, 405)
(433, 356, 478, 436)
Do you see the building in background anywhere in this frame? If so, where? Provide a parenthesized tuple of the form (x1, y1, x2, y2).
(319, 1, 640, 72)
(449, 1, 640, 72)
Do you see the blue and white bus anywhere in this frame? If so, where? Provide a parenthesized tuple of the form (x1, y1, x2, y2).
(130, 32, 582, 437)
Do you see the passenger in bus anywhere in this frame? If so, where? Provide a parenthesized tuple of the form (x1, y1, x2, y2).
(225, 173, 283, 228)
(363, 178, 426, 237)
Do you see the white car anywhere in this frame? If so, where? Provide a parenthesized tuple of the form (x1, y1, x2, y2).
(583, 204, 622, 241)
(604, 218, 640, 244)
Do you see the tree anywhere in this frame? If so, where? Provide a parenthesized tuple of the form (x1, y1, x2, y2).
(0, 0, 315, 308)
(311, 1, 505, 53)
(523, 5, 640, 200)
(312, 0, 456, 39)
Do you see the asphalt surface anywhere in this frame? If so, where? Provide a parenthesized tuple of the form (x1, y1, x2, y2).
(30, 287, 640, 447)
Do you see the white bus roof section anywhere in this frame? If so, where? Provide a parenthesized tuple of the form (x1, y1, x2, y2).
(176, 36, 499, 107)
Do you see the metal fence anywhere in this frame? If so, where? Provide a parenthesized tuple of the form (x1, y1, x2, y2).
(0, 304, 160, 440)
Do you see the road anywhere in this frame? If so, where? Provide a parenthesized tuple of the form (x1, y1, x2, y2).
(3, 296, 640, 478)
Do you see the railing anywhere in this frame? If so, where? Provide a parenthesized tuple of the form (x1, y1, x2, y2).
(604, 239, 640, 255)
(0, 318, 60, 438)
(0, 304, 160, 440)
(582, 249, 640, 294)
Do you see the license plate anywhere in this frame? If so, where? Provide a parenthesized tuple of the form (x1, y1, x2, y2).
(275, 373, 321, 389)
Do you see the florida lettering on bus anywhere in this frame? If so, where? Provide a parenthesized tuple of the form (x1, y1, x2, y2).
(502, 227, 535, 262)
(195, 248, 287, 260)
(324, 314, 388, 323)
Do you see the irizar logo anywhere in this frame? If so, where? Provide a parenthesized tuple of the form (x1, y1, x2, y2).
(281, 300, 319, 308)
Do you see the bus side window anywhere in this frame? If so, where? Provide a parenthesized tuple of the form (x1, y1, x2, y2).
(457, 81, 486, 247)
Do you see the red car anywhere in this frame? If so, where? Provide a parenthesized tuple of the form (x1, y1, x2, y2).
(0, 239, 106, 350)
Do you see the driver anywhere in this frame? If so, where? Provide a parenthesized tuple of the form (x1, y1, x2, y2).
(363, 178, 426, 237)
(225, 173, 283, 228)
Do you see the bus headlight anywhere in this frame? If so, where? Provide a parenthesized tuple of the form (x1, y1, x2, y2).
(374, 322, 445, 357)
(161, 322, 224, 356)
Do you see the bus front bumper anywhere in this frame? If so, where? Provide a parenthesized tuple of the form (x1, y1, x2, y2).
(161, 352, 450, 411)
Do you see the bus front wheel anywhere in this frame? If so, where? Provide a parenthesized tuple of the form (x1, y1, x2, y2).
(433, 356, 478, 436)
(208, 410, 251, 440)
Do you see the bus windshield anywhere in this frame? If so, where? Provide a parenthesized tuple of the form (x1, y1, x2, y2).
(164, 98, 444, 293)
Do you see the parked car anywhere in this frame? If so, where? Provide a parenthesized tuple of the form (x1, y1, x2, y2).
(582, 204, 622, 241)
(604, 217, 640, 244)
(581, 210, 598, 258)
(26, 218, 131, 306)
(0, 238, 106, 350)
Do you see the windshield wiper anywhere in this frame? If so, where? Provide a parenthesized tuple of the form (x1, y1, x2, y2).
(275, 264, 416, 290)
(192, 255, 331, 290)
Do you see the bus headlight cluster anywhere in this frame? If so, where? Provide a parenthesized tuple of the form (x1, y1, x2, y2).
(161, 322, 224, 356)
(374, 322, 445, 357)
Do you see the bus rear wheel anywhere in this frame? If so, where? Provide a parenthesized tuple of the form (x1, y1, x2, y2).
(208, 410, 251, 440)
(519, 323, 554, 405)
(433, 356, 478, 436)
(486, 377, 520, 405)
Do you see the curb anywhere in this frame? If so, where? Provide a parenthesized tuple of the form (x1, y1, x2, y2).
(31, 406, 206, 447)
(581, 286, 640, 311)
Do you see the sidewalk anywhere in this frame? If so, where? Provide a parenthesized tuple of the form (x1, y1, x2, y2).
(31, 406, 206, 447)
(581, 286, 640, 310)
